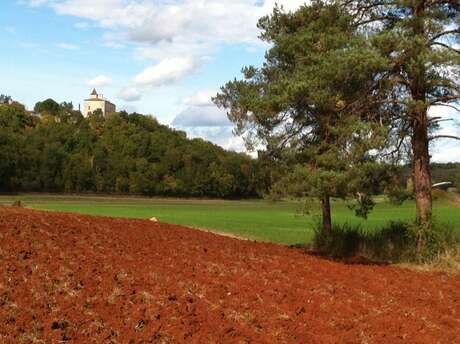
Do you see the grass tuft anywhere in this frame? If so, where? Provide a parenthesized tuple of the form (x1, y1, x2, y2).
(312, 221, 459, 264)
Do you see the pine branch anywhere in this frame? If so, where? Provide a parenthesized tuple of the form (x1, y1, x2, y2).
(428, 135, 460, 141)
(429, 116, 455, 124)
(430, 42, 460, 55)
(430, 28, 460, 42)
(431, 103, 460, 112)
(429, 95, 460, 105)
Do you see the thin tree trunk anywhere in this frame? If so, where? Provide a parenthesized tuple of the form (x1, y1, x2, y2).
(322, 194, 332, 233)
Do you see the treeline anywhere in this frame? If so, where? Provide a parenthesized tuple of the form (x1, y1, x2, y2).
(0, 96, 266, 198)
(398, 163, 459, 186)
(430, 163, 460, 185)
(0, 95, 457, 199)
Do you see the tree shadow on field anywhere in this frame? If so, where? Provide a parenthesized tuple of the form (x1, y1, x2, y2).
(289, 243, 390, 266)
(306, 249, 391, 266)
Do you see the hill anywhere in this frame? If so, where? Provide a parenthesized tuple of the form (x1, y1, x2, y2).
(0, 98, 262, 198)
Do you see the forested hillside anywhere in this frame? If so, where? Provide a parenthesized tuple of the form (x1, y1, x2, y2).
(0, 96, 263, 198)
(0, 95, 457, 199)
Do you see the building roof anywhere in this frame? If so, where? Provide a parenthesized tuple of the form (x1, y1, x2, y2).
(91, 88, 98, 96)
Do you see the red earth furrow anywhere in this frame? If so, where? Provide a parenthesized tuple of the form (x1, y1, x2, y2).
(0, 206, 459, 343)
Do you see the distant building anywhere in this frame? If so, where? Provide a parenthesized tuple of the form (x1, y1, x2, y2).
(83, 89, 116, 117)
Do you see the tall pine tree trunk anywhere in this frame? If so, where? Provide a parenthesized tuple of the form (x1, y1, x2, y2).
(322, 195, 332, 233)
(412, 112, 432, 226)
(411, 109, 432, 254)
(410, 2, 432, 246)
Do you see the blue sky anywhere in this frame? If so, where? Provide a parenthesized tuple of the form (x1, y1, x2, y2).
(1, 0, 459, 161)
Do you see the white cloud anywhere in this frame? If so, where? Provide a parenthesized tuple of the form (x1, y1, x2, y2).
(172, 105, 230, 127)
(183, 126, 246, 152)
(172, 88, 241, 150)
(172, 89, 230, 127)
(429, 105, 458, 120)
(429, 105, 460, 162)
(134, 39, 214, 62)
(172, 88, 243, 149)
(87, 75, 112, 87)
(32, 1, 308, 82)
(134, 57, 198, 87)
(183, 90, 217, 107)
(52, 0, 124, 21)
(262, 0, 308, 12)
(118, 87, 141, 102)
(431, 141, 460, 163)
(56, 42, 79, 50)
(118, 104, 138, 113)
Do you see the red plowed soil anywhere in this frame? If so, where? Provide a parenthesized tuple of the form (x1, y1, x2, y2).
(1, 207, 459, 343)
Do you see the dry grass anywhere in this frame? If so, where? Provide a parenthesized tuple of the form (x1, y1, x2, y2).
(398, 247, 460, 275)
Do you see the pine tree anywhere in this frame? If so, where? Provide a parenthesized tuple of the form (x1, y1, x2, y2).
(342, 1, 459, 235)
(214, 1, 389, 232)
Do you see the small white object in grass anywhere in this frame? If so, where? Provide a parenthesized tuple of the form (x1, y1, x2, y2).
(149, 217, 158, 222)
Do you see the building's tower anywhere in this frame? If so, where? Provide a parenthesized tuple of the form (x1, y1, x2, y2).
(89, 88, 99, 99)
(83, 89, 116, 117)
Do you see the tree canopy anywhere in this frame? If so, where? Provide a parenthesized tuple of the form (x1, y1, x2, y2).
(0, 97, 262, 198)
(214, 1, 394, 232)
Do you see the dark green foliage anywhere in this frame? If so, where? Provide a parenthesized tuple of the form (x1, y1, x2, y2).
(215, 1, 394, 232)
(399, 163, 460, 186)
(0, 94, 12, 105)
(413, 223, 459, 261)
(312, 221, 458, 263)
(0, 98, 261, 198)
(34, 98, 60, 116)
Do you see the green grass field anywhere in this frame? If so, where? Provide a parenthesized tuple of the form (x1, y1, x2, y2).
(1, 194, 459, 245)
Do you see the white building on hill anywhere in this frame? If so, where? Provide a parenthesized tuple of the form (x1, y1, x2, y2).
(83, 89, 116, 117)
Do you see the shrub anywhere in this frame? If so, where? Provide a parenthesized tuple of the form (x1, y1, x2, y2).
(312, 221, 458, 263)
(411, 223, 459, 261)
